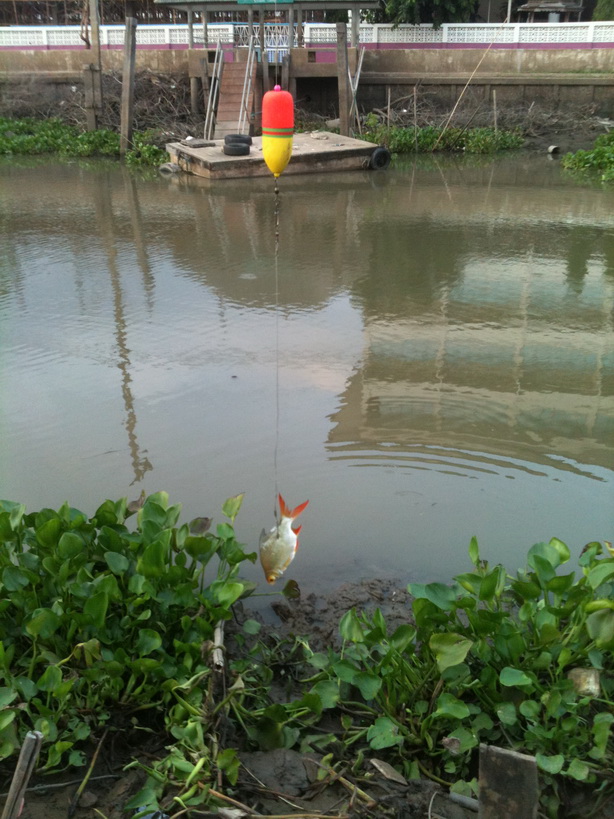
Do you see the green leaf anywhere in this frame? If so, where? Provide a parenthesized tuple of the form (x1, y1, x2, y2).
(282, 579, 300, 600)
(367, 717, 400, 749)
(137, 629, 162, 656)
(528, 541, 562, 571)
(429, 633, 473, 672)
(333, 660, 358, 683)
(104, 551, 129, 575)
(184, 535, 219, 564)
(587, 561, 614, 590)
(136, 538, 168, 578)
(242, 619, 261, 635)
(83, 591, 109, 628)
(57, 532, 83, 559)
(410, 582, 458, 611)
(468, 536, 480, 567)
(217, 747, 240, 785)
(0, 711, 16, 732)
(36, 517, 62, 548)
(2, 566, 30, 591)
(310, 680, 339, 710)
(536, 753, 565, 774)
(390, 624, 416, 653)
(519, 700, 541, 720)
(0, 688, 17, 708)
(448, 726, 478, 752)
(586, 609, 614, 648)
(26, 607, 61, 639)
(566, 758, 590, 781)
(222, 493, 244, 523)
(339, 609, 365, 643)
(354, 672, 382, 701)
(500, 667, 532, 687)
(37, 665, 63, 693)
(209, 581, 245, 608)
(433, 693, 470, 720)
(479, 567, 503, 601)
(496, 702, 517, 725)
(548, 537, 570, 563)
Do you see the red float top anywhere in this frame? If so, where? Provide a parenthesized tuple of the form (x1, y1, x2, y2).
(262, 85, 294, 137)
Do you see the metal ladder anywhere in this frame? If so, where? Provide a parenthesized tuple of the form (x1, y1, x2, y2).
(238, 35, 256, 136)
(204, 43, 224, 140)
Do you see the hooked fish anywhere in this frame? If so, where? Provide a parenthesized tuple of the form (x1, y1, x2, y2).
(259, 494, 309, 584)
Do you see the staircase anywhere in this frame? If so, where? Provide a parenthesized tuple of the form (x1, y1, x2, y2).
(214, 60, 257, 139)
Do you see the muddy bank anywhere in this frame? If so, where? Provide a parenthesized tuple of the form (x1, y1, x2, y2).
(1, 69, 610, 157)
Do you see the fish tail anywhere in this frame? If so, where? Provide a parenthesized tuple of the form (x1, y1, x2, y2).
(278, 493, 309, 521)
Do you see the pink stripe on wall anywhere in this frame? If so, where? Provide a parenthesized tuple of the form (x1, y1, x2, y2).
(2, 41, 614, 51)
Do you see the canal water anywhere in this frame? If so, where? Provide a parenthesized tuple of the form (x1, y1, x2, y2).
(1, 155, 613, 593)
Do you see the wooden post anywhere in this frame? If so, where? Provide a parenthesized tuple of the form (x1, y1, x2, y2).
(281, 53, 290, 90)
(350, 4, 360, 47)
(203, 9, 209, 47)
(83, 63, 101, 130)
(120, 14, 137, 157)
(260, 9, 269, 93)
(87, 0, 103, 127)
(336, 22, 350, 136)
(296, 7, 303, 48)
(478, 744, 539, 819)
(188, 9, 200, 114)
(0, 732, 43, 819)
(287, 6, 294, 50)
(493, 88, 498, 133)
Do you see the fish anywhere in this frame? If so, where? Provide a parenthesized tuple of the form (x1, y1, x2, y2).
(259, 493, 309, 584)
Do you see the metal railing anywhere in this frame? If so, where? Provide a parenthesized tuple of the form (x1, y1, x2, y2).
(204, 42, 223, 140)
(2, 22, 614, 50)
(238, 35, 256, 135)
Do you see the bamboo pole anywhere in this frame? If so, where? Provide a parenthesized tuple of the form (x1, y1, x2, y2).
(1, 731, 43, 819)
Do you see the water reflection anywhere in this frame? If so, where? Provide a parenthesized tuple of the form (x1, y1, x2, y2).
(0, 156, 612, 586)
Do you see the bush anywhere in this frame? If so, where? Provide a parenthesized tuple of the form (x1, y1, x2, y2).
(562, 131, 614, 182)
(361, 121, 524, 154)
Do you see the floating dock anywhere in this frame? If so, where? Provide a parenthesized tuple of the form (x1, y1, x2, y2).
(165, 132, 389, 180)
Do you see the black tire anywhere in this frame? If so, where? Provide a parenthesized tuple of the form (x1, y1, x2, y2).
(224, 134, 253, 146)
(223, 143, 250, 156)
(369, 146, 391, 171)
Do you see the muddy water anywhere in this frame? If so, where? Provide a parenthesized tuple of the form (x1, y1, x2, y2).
(1, 155, 613, 592)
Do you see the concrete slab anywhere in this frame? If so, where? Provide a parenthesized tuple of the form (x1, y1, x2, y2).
(166, 132, 383, 179)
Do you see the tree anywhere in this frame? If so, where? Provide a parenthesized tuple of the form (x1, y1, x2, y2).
(593, 0, 614, 20)
(385, 0, 479, 26)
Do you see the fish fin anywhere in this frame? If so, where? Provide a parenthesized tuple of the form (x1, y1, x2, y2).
(292, 524, 302, 537)
(258, 528, 267, 548)
(279, 494, 309, 520)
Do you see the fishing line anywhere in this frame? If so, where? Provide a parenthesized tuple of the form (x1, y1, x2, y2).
(273, 177, 281, 521)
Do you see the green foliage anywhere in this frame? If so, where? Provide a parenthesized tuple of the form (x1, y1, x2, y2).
(287, 537, 613, 815)
(592, 0, 614, 20)
(385, 0, 478, 27)
(361, 118, 524, 153)
(562, 131, 614, 182)
(0, 492, 256, 780)
(0, 117, 166, 166)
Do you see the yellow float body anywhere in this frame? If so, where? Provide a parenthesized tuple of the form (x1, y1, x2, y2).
(262, 86, 294, 178)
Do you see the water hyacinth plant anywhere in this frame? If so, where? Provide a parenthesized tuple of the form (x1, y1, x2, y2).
(0, 492, 255, 779)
